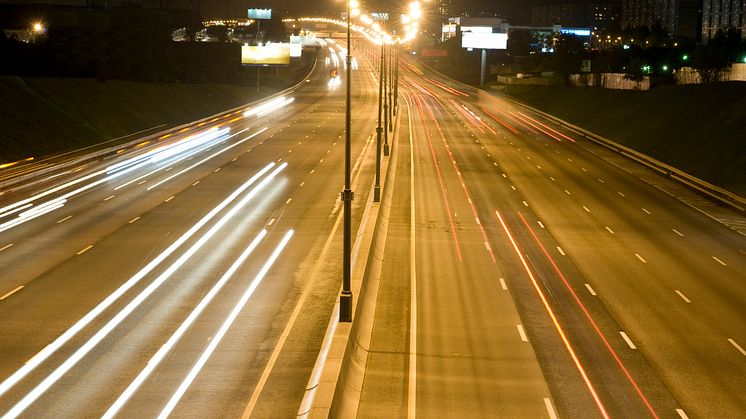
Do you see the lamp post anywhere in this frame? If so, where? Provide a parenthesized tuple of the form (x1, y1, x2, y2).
(374, 38, 384, 203)
(340, 0, 354, 323)
(383, 42, 390, 157)
(394, 42, 399, 116)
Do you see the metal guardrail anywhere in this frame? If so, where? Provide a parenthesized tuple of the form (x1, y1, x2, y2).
(505, 99, 746, 213)
(0, 55, 318, 192)
(413, 57, 746, 213)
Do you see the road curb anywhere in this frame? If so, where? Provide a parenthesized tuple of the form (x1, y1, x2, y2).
(300, 92, 403, 419)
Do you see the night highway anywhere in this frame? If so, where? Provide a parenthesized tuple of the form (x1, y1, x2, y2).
(1, 33, 745, 419)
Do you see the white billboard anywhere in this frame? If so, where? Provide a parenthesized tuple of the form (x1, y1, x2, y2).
(461, 32, 507, 49)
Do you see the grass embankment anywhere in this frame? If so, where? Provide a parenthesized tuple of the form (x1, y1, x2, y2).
(501, 83, 746, 196)
(0, 64, 308, 162)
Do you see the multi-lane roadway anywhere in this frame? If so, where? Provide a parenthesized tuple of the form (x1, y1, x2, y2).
(0, 36, 744, 419)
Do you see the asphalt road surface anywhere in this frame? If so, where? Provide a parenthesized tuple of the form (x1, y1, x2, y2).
(357, 54, 746, 419)
(1, 37, 744, 419)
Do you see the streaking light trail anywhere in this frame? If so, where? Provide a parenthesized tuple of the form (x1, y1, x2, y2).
(158, 229, 294, 418)
(102, 229, 269, 418)
(0, 163, 276, 407)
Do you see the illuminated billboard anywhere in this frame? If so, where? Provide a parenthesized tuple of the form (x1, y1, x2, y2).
(241, 45, 290, 65)
(461, 32, 508, 49)
(247, 8, 272, 20)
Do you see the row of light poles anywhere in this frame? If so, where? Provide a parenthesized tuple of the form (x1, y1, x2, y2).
(340, 2, 421, 323)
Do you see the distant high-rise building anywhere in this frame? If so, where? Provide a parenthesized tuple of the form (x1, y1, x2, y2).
(622, 0, 702, 39)
(701, 0, 746, 42)
(532, 3, 594, 28)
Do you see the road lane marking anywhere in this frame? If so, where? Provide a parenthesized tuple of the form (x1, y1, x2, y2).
(56, 215, 73, 224)
(310, 169, 315, 174)
(642, 208, 651, 215)
(495, 209, 610, 418)
(299, 182, 305, 187)
(537, 165, 542, 170)
(564, 189, 571, 195)
(556, 246, 566, 256)
(192, 181, 200, 186)
(729, 339, 746, 356)
(598, 178, 605, 183)
(104, 195, 115, 201)
(675, 290, 691, 303)
(267, 218, 276, 226)
(673, 229, 684, 237)
(0, 285, 24, 300)
(499, 278, 507, 290)
(676, 408, 690, 419)
(581, 167, 588, 172)
(545, 398, 558, 419)
(635, 253, 647, 263)
(103, 230, 269, 419)
(510, 185, 516, 190)
(128, 217, 140, 224)
(538, 221, 545, 229)
(583, 205, 591, 212)
(214, 167, 221, 173)
(618, 192, 626, 197)
(285, 198, 292, 204)
(585, 283, 597, 296)
(76, 245, 93, 255)
(605, 226, 615, 234)
(165, 166, 173, 171)
(408, 110, 418, 419)
(159, 231, 294, 419)
(0, 243, 13, 252)
(712, 256, 727, 266)
(522, 200, 529, 207)
(484, 242, 492, 251)
(475, 217, 480, 225)
(517, 325, 528, 342)
(232, 157, 238, 162)
(620, 331, 637, 349)
(502, 173, 507, 178)
(550, 176, 556, 181)
(165, 196, 175, 202)
(137, 180, 147, 185)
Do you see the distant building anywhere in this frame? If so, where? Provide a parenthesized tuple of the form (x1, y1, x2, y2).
(701, 0, 746, 42)
(622, 0, 702, 39)
(532, 1, 622, 47)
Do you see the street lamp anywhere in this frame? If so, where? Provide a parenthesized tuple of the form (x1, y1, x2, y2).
(340, 0, 354, 323)
(374, 37, 384, 203)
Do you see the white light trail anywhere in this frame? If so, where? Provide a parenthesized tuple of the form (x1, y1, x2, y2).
(158, 230, 294, 418)
(0, 162, 276, 404)
(3, 163, 287, 418)
(146, 128, 267, 191)
(102, 229, 268, 418)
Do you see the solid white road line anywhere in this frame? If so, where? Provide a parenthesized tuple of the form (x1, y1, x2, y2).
(675, 290, 691, 303)
(544, 398, 558, 419)
(676, 408, 690, 419)
(517, 325, 528, 342)
(0, 286, 24, 301)
(407, 98, 418, 419)
(76, 245, 93, 255)
(620, 331, 637, 349)
(728, 338, 746, 356)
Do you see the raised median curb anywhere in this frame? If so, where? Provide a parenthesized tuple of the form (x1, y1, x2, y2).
(300, 92, 404, 419)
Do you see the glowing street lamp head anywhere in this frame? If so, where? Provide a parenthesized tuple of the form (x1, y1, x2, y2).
(32, 22, 44, 32)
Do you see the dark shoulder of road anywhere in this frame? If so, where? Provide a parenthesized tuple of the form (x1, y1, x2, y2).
(499, 82, 746, 196)
(0, 59, 311, 163)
